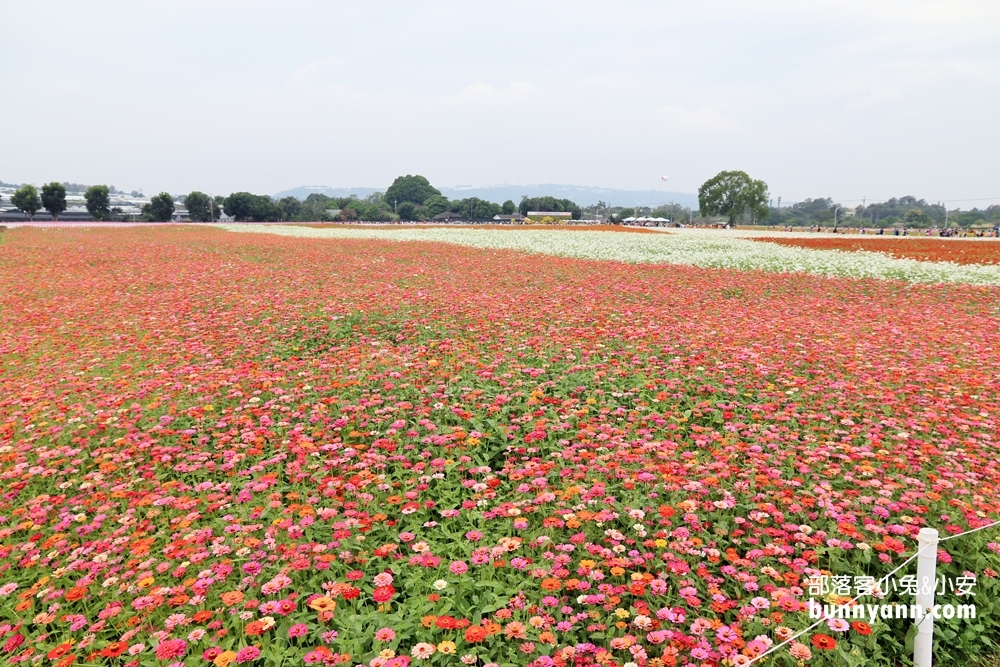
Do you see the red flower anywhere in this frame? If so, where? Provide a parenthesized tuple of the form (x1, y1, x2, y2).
(373, 585, 395, 603)
(464, 626, 488, 643)
(101, 642, 127, 658)
(811, 634, 837, 650)
(47, 642, 74, 660)
(852, 621, 872, 635)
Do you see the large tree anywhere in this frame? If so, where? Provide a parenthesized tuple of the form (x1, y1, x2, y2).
(384, 175, 441, 207)
(41, 182, 67, 220)
(85, 185, 111, 221)
(11, 185, 41, 220)
(277, 196, 302, 221)
(185, 191, 214, 222)
(698, 170, 769, 227)
(224, 192, 280, 222)
(143, 192, 175, 222)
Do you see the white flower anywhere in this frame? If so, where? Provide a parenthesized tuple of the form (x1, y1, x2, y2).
(432, 579, 448, 590)
(218, 225, 1000, 286)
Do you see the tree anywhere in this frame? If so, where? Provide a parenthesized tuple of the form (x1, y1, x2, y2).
(143, 192, 175, 222)
(698, 170, 769, 227)
(277, 196, 302, 221)
(384, 175, 441, 206)
(11, 185, 41, 220)
(501, 199, 516, 215)
(41, 182, 67, 220)
(85, 185, 111, 221)
(224, 192, 280, 222)
(397, 202, 417, 221)
(422, 195, 450, 218)
(185, 191, 214, 222)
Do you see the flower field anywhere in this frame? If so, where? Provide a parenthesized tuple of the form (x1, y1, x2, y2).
(2, 226, 1000, 667)
(219, 225, 1000, 285)
(751, 237, 1000, 266)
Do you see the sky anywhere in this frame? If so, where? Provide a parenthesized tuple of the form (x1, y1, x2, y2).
(2, 0, 999, 205)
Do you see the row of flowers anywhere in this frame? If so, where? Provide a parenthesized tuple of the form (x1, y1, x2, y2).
(218, 224, 1000, 284)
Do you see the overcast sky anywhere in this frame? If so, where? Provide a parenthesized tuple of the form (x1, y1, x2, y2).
(2, 0, 998, 204)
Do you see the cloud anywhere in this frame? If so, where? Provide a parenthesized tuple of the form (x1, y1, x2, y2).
(655, 106, 737, 133)
(289, 57, 346, 85)
(432, 81, 540, 108)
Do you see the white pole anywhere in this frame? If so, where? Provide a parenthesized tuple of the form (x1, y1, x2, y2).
(914, 527, 939, 667)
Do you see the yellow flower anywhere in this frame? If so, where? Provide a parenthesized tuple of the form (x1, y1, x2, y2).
(614, 608, 631, 619)
(437, 641, 457, 655)
(137, 577, 154, 588)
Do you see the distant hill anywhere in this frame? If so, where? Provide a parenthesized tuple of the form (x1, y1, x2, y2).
(273, 185, 383, 200)
(275, 183, 698, 208)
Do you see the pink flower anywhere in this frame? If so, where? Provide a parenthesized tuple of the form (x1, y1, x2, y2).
(449, 561, 468, 576)
(375, 627, 397, 642)
(235, 646, 261, 663)
(155, 639, 187, 661)
(288, 624, 309, 638)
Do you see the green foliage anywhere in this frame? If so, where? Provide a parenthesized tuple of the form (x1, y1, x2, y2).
(11, 185, 41, 220)
(397, 202, 417, 221)
(698, 170, 770, 226)
(142, 192, 175, 222)
(185, 191, 214, 222)
(224, 192, 280, 222)
(84, 185, 111, 221)
(422, 195, 450, 218)
(384, 175, 441, 206)
(277, 196, 302, 222)
(40, 182, 67, 220)
(858, 196, 946, 228)
(501, 199, 517, 215)
(649, 203, 690, 221)
(518, 196, 582, 219)
(449, 197, 501, 220)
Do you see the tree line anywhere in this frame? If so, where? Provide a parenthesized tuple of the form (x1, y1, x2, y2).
(766, 196, 1000, 229)
(1, 175, 584, 223)
(6, 174, 996, 228)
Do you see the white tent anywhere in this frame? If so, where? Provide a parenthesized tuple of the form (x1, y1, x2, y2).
(623, 216, 637, 222)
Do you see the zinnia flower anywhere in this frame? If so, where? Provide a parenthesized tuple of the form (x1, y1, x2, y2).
(412, 643, 435, 659)
(155, 639, 187, 661)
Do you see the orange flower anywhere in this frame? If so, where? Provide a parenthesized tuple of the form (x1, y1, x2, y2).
(64, 587, 87, 602)
(220, 591, 245, 607)
(811, 634, 836, 650)
(540, 578, 562, 591)
(192, 610, 214, 623)
(214, 650, 238, 667)
(308, 596, 337, 613)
